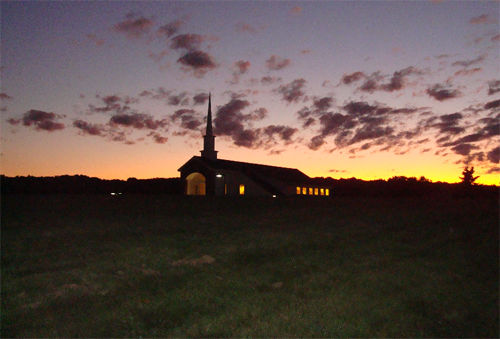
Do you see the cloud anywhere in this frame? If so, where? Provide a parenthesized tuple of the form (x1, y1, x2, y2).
(0, 93, 12, 100)
(168, 92, 189, 106)
(450, 143, 478, 156)
(228, 60, 251, 85)
(487, 80, 500, 95)
(276, 78, 307, 104)
(193, 93, 209, 105)
(341, 71, 366, 85)
(148, 132, 169, 144)
(235, 22, 265, 34)
(469, 14, 497, 25)
(260, 76, 282, 85)
(484, 99, 500, 110)
(454, 68, 482, 77)
(113, 13, 154, 39)
(265, 55, 292, 71)
(73, 120, 106, 136)
(213, 97, 272, 148)
(170, 34, 204, 51)
(304, 100, 425, 151)
(9, 109, 65, 132)
(451, 54, 486, 67)
(157, 20, 185, 38)
(88, 94, 139, 114)
(355, 67, 423, 93)
(487, 146, 500, 164)
(171, 109, 203, 130)
(177, 50, 218, 77)
(110, 113, 168, 130)
(426, 84, 462, 101)
(263, 125, 298, 143)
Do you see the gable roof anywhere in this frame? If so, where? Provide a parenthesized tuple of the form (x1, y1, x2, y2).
(179, 156, 311, 195)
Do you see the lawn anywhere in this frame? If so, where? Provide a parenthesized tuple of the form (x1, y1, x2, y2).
(1, 194, 498, 337)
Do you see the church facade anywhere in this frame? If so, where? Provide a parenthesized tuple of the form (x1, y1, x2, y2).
(178, 95, 331, 196)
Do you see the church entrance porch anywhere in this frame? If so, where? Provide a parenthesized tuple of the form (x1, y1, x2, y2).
(186, 172, 206, 195)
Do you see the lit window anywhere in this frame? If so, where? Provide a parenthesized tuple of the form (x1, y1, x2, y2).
(296, 186, 301, 194)
(239, 184, 245, 195)
(225, 184, 227, 195)
(320, 188, 324, 196)
(325, 188, 330, 196)
(309, 187, 313, 195)
(302, 187, 307, 195)
(314, 188, 319, 195)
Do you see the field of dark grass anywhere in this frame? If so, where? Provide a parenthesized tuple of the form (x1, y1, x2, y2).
(2, 194, 498, 337)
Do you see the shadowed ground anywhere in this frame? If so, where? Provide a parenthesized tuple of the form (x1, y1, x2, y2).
(1, 194, 498, 337)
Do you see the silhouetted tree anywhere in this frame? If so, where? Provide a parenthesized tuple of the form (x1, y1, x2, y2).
(460, 166, 479, 186)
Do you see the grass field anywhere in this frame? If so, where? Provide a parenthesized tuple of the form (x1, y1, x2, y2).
(2, 194, 498, 337)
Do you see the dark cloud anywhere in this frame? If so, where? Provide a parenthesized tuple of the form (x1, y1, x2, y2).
(171, 109, 203, 130)
(213, 98, 270, 148)
(341, 71, 365, 85)
(313, 97, 334, 112)
(157, 20, 185, 38)
(276, 78, 307, 104)
(88, 94, 139, 114)
(234, 60, 251, 74)
(426, 84, 462, 101)
(469, 14, 497, 25)
(382, 67, 422, 92)
(168, 92, 189, 106)
(451, 54, 486, 67)
(148, 132, 169, 144)
(451, 143, 478, 156)
(110, 113, 168, 130)
(0, 93, 13, 100)
(484, 99, 500, 110)
(10, 109, 65, 132)
(359, 72, 383, 93)
(113, 13, 154, 39)
(261, 76, 282, 85)
(263, 125, 298, 142)
(356, 67, 422, 93)
(73, 119, 105, 136)
(454, 68, 482, 77)
(487, 146, 500, 164)
(265, 55, 292, 71)
(193, 93, 209, 105)
(170, 34, 204, 51)
(488, 80, 500, 95)
(235, 22, 258, 33)
(177, 50, 218, 77)
(228, 61, 251, 85)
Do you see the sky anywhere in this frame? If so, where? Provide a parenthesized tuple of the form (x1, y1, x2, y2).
(1, 1, 499, 185)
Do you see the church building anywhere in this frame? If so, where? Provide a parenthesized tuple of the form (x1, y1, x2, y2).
(178, 95, 330, 196)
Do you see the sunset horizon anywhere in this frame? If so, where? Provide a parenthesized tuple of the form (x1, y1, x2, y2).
(2, 1, 499, 185)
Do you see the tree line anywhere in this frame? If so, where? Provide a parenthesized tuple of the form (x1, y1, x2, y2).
(1, 167, 497, 197)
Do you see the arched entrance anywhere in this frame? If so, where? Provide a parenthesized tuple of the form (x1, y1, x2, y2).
(186, 172, 206, 195)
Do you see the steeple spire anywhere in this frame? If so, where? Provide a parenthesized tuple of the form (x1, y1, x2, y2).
(200, 92, 217, 161)
(206, 92, 213, 136)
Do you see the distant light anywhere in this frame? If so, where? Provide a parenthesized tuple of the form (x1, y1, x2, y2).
(216, 174, 223, 178)
(272, 195, 277, 198)
(111, 193, 116, 195)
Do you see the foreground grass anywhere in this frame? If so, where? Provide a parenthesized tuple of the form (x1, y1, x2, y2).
(2, 194, 498, 337)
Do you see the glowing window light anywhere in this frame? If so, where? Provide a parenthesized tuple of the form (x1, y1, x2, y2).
(314, 188, 319, 195)
(302, 187, 307, 195)
(239, 184, 245, 195)
(320, 188, 324, 195)
(309, 187, 313, 195)
(325, 188, 330, 196)
(296, 187, 301, 194)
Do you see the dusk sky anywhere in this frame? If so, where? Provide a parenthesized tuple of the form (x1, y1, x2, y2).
(2, 1, 499, 184)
